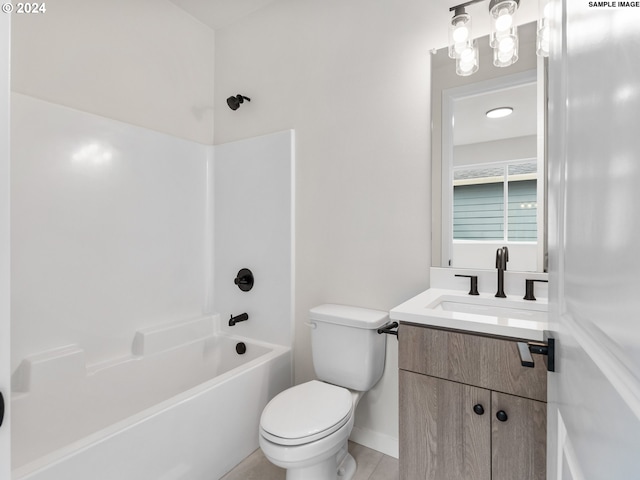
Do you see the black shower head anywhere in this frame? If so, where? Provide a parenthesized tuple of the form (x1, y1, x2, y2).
(227, 94, 251, 111)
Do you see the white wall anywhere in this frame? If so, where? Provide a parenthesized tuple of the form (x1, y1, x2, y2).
(214, 0, 438, 455)
(10, 94, 209, 370)
(0, 13, 10, 480)
(11, 0, 215, 144)
(452, 242, 537, 271)
(214, 130, 294, 348)
(454, 135, 537, 166)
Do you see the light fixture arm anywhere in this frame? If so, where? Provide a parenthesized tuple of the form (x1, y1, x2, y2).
(449, 0, 487, 13)
(449, 0, 520, 15)
(450, 0, 519, 12)
(489, 0, 520, 10)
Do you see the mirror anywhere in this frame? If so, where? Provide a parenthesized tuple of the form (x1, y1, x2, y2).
(432, 22, 546, 272)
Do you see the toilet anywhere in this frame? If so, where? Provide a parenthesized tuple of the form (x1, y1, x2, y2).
(259, 304, 389, 480)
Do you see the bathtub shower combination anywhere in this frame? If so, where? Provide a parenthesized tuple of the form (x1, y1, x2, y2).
(10, 315, 291, 480)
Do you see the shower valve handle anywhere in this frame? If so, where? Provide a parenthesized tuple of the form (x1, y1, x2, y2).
(234, 268, 254, 292)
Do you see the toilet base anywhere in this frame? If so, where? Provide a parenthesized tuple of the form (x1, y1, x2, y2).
(284, 442, 356, 480)
(337, 451, 356, 480)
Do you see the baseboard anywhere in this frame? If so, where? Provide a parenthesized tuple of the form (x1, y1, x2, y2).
(349, 426, 399, 459)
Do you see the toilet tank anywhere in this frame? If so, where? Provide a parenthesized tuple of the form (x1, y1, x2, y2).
(309, 304, 389, 392)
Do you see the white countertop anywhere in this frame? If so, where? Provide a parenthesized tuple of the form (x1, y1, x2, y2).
(390, 288, 548, 341)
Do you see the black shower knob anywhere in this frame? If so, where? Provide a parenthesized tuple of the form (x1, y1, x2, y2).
(234, 268, 254, 291)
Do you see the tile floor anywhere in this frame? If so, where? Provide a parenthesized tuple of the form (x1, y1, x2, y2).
(221, 441, 398, 480)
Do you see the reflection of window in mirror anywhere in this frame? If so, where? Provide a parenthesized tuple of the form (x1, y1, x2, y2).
(453, 160, 537, 242)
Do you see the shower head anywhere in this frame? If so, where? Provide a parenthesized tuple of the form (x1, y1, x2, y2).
(226, 94, 251, 111)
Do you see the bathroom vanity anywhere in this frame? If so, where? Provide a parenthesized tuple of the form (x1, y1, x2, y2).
(391, 273, 549, 480)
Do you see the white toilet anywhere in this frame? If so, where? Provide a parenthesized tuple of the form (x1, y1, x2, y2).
(259, 304, 389, 480)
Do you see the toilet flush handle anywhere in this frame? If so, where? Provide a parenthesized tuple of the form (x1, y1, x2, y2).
(305, 321, 317, 329)
(377, 321, 399, 340)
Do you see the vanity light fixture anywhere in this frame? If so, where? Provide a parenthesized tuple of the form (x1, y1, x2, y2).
(486, 106, 513, 118)
(448, 0, 547, 76)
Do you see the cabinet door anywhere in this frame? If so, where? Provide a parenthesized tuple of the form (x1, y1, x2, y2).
(400, 370, 491, 480)
(492, 391, 546, 480)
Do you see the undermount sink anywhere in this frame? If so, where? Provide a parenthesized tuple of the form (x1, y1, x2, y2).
(390, 288, 548, 341)
(429, 295, 547, 322)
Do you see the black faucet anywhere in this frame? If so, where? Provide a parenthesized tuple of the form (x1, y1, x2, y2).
(524, 279, 548, 301)
(455, 274, 479, 296)
(495, 246, 509, 298)
(229, 312, 249, 326)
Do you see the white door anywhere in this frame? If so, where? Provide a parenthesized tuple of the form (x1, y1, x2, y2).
(0, 12, 11, 480)
(547, 2, 640, 479)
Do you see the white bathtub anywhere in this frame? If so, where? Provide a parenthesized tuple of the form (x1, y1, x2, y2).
(11, 315, 292, 480)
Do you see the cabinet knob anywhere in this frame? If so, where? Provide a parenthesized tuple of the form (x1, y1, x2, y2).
(473, 404, 485, 415)
(496, 410, 508, 422)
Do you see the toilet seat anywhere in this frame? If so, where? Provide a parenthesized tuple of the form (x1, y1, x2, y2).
(260, 380, 353, 446)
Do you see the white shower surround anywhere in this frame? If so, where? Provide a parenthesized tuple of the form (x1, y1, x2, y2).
(214, 130, 295, 348)
(10, 95, 295, 475)
(10, 94, 211, 370)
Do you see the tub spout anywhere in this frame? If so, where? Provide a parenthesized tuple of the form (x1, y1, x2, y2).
(229, 312, 249, 326)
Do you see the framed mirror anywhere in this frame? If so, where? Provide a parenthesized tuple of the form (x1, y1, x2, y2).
(431, 22, 546, 272)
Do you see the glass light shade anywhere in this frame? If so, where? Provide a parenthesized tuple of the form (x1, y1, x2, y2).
(536, 22, 549, 57)
(456, 40, 479, 76)
(449, 10, 472, 59)
(493, 33, 519, 67)
(489, 0, 519, 48)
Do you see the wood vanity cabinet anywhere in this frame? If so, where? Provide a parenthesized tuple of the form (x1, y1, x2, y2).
(399, 324, 547, 480)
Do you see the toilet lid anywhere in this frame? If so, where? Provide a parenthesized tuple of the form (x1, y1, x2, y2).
(260, 380, 353, 446)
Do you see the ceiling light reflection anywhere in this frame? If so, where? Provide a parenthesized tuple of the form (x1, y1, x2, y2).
(486, 107, 514, 118)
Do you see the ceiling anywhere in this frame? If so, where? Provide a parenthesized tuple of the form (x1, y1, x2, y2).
(169, 0, 281, 30)
(170, 0, 538, 33)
